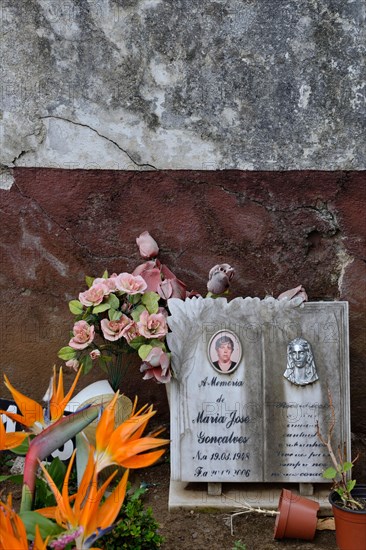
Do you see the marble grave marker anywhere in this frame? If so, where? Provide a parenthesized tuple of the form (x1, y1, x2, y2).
(167, 298, 350, 484)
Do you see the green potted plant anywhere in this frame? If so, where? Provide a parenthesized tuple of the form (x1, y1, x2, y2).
(316, 392, 366, 550)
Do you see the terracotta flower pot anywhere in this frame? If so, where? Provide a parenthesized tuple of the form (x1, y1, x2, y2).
(274, 488, 320, 540)
(329, 484, 366, 550)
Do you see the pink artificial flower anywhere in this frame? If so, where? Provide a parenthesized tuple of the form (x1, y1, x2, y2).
(160, 264, 187, 299)
(207, 263, 235, 294)
(277, 285, 308, 303)
(157, 306, 168, 318)
(93, 274, 118, 294)
(160, 263, 176, 280)
(89, 349, 101, 360)
(168, 277, 187, 299)
(101, 315, 134, 341)
(157, 276, 187, 300)
(133, 262, 162, 292)
(69, 320, 95, 350)
(136, 231, 159, 259)
(115, 273, 147, 295)
(123, 321, 140, 343)
(157, 279, 173, 300)
(140, 347, 171, 383)
(65, 359, 79, 371)
(133, 260, 156, 277)
(137, 310, 168, 339)
(79, 283, 106, 307)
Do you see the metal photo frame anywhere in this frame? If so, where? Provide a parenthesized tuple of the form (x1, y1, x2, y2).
(207, 329, 242, 374)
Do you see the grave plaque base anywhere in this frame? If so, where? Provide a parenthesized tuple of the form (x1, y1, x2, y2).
(168, 481, 332, 514)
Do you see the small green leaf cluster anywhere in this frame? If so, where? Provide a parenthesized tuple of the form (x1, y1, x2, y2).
(95, 485, 164, 550)
(0, 450, 15, 470)
(231, 540, 247, 550)
(323, 461, 358, 507)
(316, 391, 364, 511)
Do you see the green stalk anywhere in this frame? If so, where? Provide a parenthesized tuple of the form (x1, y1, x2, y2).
(21, 404, 100, 512)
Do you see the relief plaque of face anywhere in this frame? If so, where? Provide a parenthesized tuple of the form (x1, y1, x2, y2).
(283, 337, 319, 386)
(290, 343, 308, 369)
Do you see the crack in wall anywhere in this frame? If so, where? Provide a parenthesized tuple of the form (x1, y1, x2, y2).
(9, 124, 48, 168)
(12, 150, 29, 165)
(40, 115, 158, 170)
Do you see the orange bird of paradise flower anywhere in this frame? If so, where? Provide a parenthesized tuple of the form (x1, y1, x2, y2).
(0, 414, 27, 451)
(94, 392, 170, 472)
(37, 447, 129, 549)
(0, 366, 82, 435)
(0, 495, 49, 550)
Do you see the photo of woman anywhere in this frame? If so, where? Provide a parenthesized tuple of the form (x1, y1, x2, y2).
(208, 330, 242, 374)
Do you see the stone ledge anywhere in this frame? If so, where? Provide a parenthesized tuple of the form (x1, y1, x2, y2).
(169, 481, 332, 515)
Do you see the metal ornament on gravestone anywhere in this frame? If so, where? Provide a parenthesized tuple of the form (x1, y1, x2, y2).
(167, 297, 350, 488)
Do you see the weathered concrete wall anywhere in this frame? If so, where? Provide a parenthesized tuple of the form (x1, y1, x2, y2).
(1, 0, 365, 171)
(0, 170, 365, 431)
(1, 2, 365, 431)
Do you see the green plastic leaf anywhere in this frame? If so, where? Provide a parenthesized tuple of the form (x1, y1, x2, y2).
(19, 511, 64, 540)
(69, 300, 84, 314)
(107, 293, 120, 310)
(108, 308, 122, 321)
(34, 477, 55, 509)
(82, 355, 93, 375)
(138, 345, 153, 360)
(102, 270, 109, 279)
(149, 339, 165, 350)
(129, 293, 142, 305)
(93, 302, 111, 314)
(85, 275, 95, 288)
(0, 474, 24, 484)
(98, 356, 108, 373)
(58, 346, 77, 361)
(131, 305, 146, 322)
(141, 291, 160, 314)
(46, 457, 66, 490)
(128, 336, 146, 350)
(10, 437, 30, 455)
(342, 461, 353, 473)
(84, 313, 97, 323)
(323, 467, 337, 479)
(346, 479, 356, 492)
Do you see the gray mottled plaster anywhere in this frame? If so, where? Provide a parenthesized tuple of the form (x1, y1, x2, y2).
(1, 0, 365, 170)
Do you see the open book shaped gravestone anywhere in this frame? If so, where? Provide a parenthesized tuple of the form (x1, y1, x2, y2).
(167, 297, 350, 508)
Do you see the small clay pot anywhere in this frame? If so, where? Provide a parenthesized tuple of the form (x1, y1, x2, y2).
(274, 488, 320, 540)
(329, 484, 366, 550)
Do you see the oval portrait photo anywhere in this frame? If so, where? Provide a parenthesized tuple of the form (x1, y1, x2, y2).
(208, 330, 242, 374)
